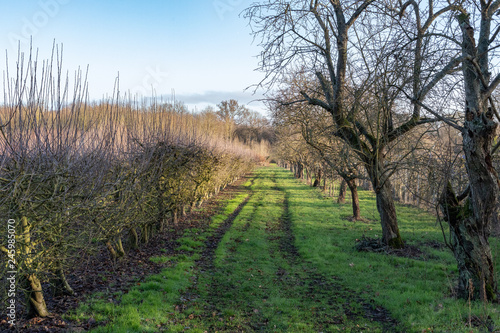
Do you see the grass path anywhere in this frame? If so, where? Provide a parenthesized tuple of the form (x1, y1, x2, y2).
(71, 166, 500, 332)
(151, 168, 396, 332)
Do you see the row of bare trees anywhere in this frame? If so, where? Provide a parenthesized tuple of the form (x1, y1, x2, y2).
(0, 48, 262, 317)
(245, 0, 500, 301)
(271, 99, 471, 217)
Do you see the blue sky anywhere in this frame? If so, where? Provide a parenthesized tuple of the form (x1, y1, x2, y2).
(0, 0, 267, 113)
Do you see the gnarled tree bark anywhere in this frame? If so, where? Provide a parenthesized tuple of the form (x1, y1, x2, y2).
(346, 178, 361, 221)
(439, 9, 500, 301)
(365, 156, 403, 248)
(337, 179, 347, 204)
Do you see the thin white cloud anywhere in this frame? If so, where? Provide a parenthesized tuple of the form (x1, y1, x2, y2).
(170, 90, 266, 106)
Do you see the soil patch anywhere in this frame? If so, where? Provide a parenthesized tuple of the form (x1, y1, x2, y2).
(196, 194, 251, 272)
(355, 236, 429, 260)
(278, 192, 301, 262)
(174, 178, 253, 319)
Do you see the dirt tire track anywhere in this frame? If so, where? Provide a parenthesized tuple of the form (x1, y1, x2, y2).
(175, 176, 254, 320)
(196, 193, 252, 273)
(275, 181, 403, 332)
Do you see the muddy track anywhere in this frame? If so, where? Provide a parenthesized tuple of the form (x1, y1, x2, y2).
(195, 175, 254, 272)
(196, 194, 252, 273)
(276, 182, 403, 332)
(176, 176, 254, 315)
(278, 191, 301, 262)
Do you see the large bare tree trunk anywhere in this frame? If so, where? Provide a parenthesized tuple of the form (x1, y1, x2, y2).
(337, 179, 347, 204)
(296, 163, 304, 179)
(366, 160, 404, 249)
(459, 115, 498, 301)
(375, 179, 403, 248)
(441, 183, 496, 301)
(346, 178, 361, 220)
(439, 14, 499, 301)
(305, 167, 312, 185)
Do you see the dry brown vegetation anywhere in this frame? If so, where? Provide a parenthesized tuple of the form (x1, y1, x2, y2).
(0, 48, 269, 318)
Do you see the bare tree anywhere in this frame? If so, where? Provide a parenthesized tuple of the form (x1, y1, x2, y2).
(216, 99, 250, 140)
(269, 73, 363, 220)
(246, 0, 459, 247)
(436, 1, 500, 301)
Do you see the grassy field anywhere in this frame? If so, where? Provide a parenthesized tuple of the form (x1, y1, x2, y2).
(68, 166, 500, 332)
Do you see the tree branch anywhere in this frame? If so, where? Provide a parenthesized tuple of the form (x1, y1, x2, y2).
(279, 98, 308, 106)
(346, 0, 375, 29)
(354, 120, 377, 148)
(387, 116, 439, 142)
(489, 24, 500, 44)
(484, 72, 500, 99)
(411, 99, 464, 131)
(418, 55, 465, 100)
(300, 91, 333, 112)
(488, 0, 500, 17)
(457, 185, 470, 201)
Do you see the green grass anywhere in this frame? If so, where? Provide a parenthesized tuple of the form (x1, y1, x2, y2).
(160, 168, 383, 332)
(148, 256, 173, 264)
(273, 166, 500, 332)
(67, 166, 500, 332)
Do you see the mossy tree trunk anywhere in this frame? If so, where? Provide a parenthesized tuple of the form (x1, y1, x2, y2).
(173, 209, 178, 226)
(128, 228, 139, 250)
(441, 183, 497, 301)
(365, 157, 403, 249)
(106, 240, 118, 259)
(21, 217, 49, 317)
(313, 168, 322, 187)
(438, 12, 500, 302)
(53, 263, 74, 296)
(50, 212, 75, 296)
(337, 179, 347, 204)
(141, 224, 151, 244)
(27, 274, 50, 318)
(115, 236, 126, 257)
(346, 178, 361, 221)
(374, 179, 403, 248)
